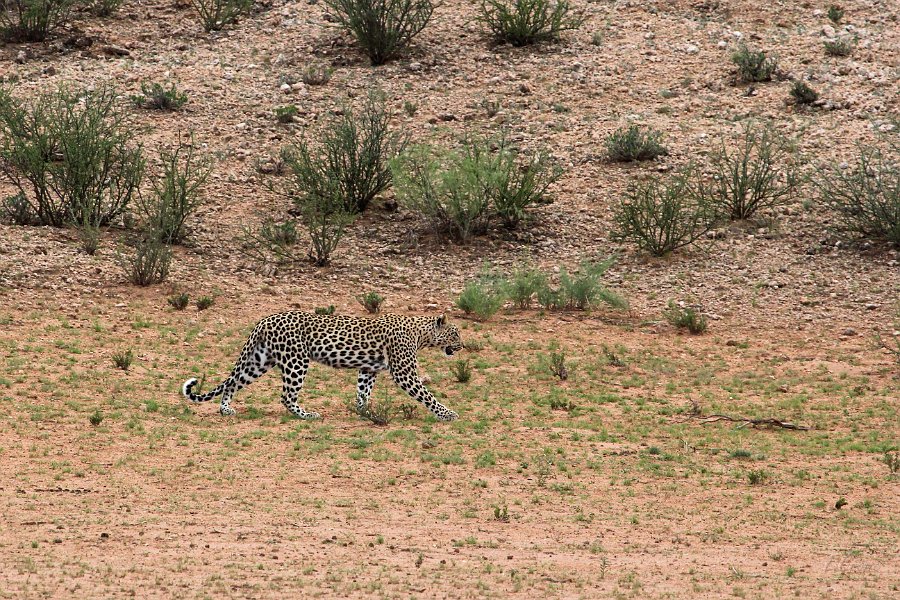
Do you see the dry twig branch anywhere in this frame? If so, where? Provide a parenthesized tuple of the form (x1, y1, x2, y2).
(680, 400, 810, 431)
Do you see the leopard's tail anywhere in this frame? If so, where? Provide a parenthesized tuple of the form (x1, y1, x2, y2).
(182, 377, 232, 403)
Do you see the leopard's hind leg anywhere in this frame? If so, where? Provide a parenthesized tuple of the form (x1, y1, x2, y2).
(218, 342, 274, 416)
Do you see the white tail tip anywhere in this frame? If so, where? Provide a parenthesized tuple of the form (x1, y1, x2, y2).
(182, 378, 198, 397)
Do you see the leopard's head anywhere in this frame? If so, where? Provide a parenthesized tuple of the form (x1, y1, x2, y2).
(430, 314, 463, 356)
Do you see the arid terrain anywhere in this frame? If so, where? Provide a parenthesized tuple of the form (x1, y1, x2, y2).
(0, 0, 898, 598)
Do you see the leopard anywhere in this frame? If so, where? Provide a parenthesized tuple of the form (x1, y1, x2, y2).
(181, 312, 463, 421)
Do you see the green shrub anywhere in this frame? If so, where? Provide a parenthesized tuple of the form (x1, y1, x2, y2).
(789, 80, 819, 106)
(298, 192, 355, 267)
(1, 0, 73, 42)
(88, 0, 124, 16)
(547, 350, 567, 380)
(138, 139, 211, 244)
(0, 85, 144, 228)
(605, 125, 668, 162)
(504, 267, 548, 309)
(747, 469, 769, 485)
(275, 105, 298, 123)
(356, 291, 384, 313)
(112, 349, 134, 371)
(286, 93, 405, 214)
(532, 262, 624, 311)
(456, 280, 505, 321)
(555, 259, 627, 311)
(315, 305, 336, 315)
(827, 4, 843, 24)
(824, 37, 854, 57)
(490, 141, 562, 228)
(168, 292, 190, 310)
(325, 0, 434, 65)
(119, 237, 172, 286)
(239, 218, 305, 265)
(663, 301, 708, 334)
(131, 82, 188, 111)
(302, 62, 334, 86)
(612, 166, 718, 256)
(196, 296, 214, 311)
(78, 222, 101, 255)
(817, 143, 899, 247)
(451, 359, 472, 383)
(1, 192, 35, 225)
(479, 0, 584, 47)
(708, 124, 798, 221)
(191, 0, 252, 32)
(89, 410, 103, 426)
(392, 142, 494, 243)
(732, 44, 778, 83)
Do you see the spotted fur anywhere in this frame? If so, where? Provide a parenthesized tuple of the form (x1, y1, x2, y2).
(182, 312, 463, 421)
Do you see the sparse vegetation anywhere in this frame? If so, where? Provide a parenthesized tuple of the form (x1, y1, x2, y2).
(392, 142, 494, 243)
(191, 0, 252, 32)
(356, 291, 384, 313)
(612, 166, 718, 256)
(325, 0, 434, 65)
(504, 267, 548, 309)
(119, 237, 172, 286)
(196, 296, 214, 311)
(827, 4, 844, 24)
(489, 141, 562, 229)
(239, 218, 304, 265)
(664, 301, 708, 334)
(393, 135, 560, 240)
(731, 44, 778, 83)
(708, 124, 798, 221)
(285, 93, 405, 215)
(451, 359, 472, 383)
(548, 350, 568, 380)
(89, 0, 124, 16)
(315, 305, 336, 315)
(0, 85, 145, 228)
(824, 37, 854, 57)
(456, 279, 506, 321)
(0, 0, 73, 42)
(88, 410, 104, 426)
(478, 0, 584, 47)
(605, 125, 668, 162)
(131, 82, 189, 111)
(883, 451, 900, 475)
(817, 143, 899, 246)
(168, 292, 190, 310)
(302, 63, 333, 86)
(275, 105, 299, 124)
(539, 259, 627, 311)
(789, 80, 819, 106)
(112, 349, 134, 371)
(138, 138, 212, 244)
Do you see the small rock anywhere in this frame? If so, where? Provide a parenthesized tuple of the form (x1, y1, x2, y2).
(437, 113, 456, 122)
(865, 303, 880, 311)
(103, 45, 130, 57)
(280, 83, 291, 92)
(822, 25, 836, 38)
(15, 50, 27, 64)
(841, 328, 857, 336)
(518, 83, 531, 95)
(684, 44, 699, 54)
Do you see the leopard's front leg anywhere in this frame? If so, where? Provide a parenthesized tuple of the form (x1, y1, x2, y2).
(356, 370, 377, 414)
(388, 354, 458, 422)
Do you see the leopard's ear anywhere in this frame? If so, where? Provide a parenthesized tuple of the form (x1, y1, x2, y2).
(436, 314, 446, 327)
